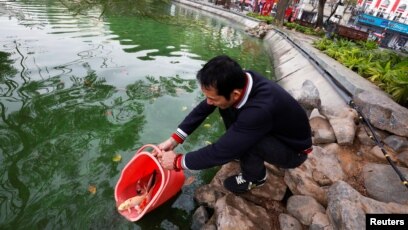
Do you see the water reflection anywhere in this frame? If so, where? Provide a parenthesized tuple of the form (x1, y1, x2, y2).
(0, 0, 273, 228)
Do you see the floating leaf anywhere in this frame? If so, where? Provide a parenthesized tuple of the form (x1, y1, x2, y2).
(88, 185, 97, 195)
(181, 106, 188, 111)
(205, 141, 212, 145)
(112, 153, 122, 162)
(203, 123, 211, 128)
(105, 110, 112, 116)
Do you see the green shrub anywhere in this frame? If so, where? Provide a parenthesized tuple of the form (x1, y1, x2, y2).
(246, 13, 274, 24)
(356, 40, 378, 50)
(295, 25, 306, 33)
(312, 38, 334, 50)
(313, 38, 408, 105)
(284, 22, 297, 29)
(282, 22, 325, 37)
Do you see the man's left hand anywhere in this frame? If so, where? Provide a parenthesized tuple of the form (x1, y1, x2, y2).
(157, 150, 177, 170)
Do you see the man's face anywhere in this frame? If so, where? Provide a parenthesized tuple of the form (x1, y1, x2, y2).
(201, 86, 239, 109)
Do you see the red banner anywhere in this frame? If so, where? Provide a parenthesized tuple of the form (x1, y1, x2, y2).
(261, 0, 274, 16)
(375, 0, 382, 8)
(391, 0, 401, 12)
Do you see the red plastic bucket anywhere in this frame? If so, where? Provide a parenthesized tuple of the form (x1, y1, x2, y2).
(114, 144, 185, 222)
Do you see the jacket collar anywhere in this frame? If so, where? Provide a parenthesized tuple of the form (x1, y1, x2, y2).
(234, 72, 253, 109)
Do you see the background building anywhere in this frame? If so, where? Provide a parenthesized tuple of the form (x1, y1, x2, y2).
(294, 0, 408, 49)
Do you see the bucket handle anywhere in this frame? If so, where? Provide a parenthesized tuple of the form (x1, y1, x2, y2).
(136, 144, 161, 156)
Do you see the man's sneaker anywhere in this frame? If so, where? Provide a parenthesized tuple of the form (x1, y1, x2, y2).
(223, 173, 266, 194)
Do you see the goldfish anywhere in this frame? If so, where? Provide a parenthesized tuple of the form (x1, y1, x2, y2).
(117, 170, 157, 214)
(117, 192, 149, 213)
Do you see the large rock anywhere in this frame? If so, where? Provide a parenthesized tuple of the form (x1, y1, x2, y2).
(310, 212, 334, 230)
(326, 184, 366, 230)
(289, 80, 322, 116)
(319, 106, 358, 145)
(214, 194, 272, 230)
(366, 145, 397, 163)
(383, 135, 408, 153)
(353, 90, 408, 138)
(362, 163, 408, 204)
(194, 161, 287, 208)
(245, 22, 273, 38)
(286, 195, 325, 225)
(192, 206, 210, 230)
(310, 116, 336, 144)
(279, 213, 302, 230)
(355, 125, 388, 146)
(326, 181, 408, 230)
(284, 145, 345, 206)
(397, 150, 408, 167)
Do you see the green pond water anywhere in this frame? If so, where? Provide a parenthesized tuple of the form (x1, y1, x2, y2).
(0, 0, 273, 229)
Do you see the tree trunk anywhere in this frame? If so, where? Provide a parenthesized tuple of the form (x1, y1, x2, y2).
(275, 0, 290, 26)
(253, 0, 259, 13)
(315, 0, 326, 29)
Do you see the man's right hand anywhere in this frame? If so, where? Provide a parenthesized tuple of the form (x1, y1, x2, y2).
(156, 137, 178, 153)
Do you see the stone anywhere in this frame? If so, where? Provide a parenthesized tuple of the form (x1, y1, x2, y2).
(194, 184, 226, 209)
(214, 194, 272, 230)
(326, 181, 367, 230)
(383, 135, 408, 153)
(353, 90, 408, 138)
(355, 124, 389, 147)
(319, 106, 358, 146)
(250, 171, 287, 201)
(326, 181, 408, 230)
(202, 224, 217, 230)
(397, 150, 408, 167)
(245, 22, 273, 38)
(310, 212, 333, 230)
(286, 195, 325, 225)
(362, 163, 408, 204)
(368, 145, 397, 162)
(289, 80, 322, 116)
(309, 116, 336, 144)
(356, 125, 376, 146)
(192, 206, 210, 230)
(279, 213, 302, 230)
(194, 161, 287, 210)
(312, 170, 333, 186)
(327, 196, 366, 230)
(284, 145, 345, 206)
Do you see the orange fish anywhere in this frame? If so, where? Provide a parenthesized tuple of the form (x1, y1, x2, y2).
(117, 171, 156, 213)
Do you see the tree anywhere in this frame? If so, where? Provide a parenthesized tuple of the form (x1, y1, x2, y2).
(315, 0, 327, 29)
(274, 0, 291, 26)
(316, 0, 356, 29)
(253, 0, 260, 13)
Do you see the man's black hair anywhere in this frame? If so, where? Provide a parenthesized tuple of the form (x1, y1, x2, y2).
(196, 55, 246, 100)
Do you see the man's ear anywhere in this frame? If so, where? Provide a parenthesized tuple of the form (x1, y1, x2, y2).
(232, 89, 242, 101)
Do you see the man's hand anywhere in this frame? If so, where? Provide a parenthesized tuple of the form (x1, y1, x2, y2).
(157, 150, 177, 170)
(157, 137, 178, 152)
